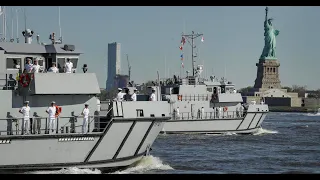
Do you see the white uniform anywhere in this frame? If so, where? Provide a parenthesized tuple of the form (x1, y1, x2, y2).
(25, 63, 33, 73)
(82, 108, 90, 133)
(131, 93, 137, 101)
(201, 108, 205, 119)
(149, 93, 156, 101)
(176, 107, 180, 119)
(116, 92, 124, 101)
(97, 99, 101, 112)
(32, 64, 41, 73)
(48, 67, 59, 73)
(65, 62, 73, 73)
(20, 106, 30, 134)
(46, 106, 56, 133)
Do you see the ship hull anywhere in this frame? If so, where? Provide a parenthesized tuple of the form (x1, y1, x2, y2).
(161, 111, 267, 134)
(0, 117, 167, 173)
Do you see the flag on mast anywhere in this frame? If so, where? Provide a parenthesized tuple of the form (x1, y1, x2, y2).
(201, 36, 204, 42)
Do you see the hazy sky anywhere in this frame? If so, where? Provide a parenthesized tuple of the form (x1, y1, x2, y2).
(8, 6, 320, 89)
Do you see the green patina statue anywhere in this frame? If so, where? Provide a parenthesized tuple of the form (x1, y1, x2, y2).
(260, 7, 280, 59)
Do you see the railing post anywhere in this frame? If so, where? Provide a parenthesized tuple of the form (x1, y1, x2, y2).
(56, 117, 59, 134)
(5, 74, 8, 90)
(45, 118, 48, 134)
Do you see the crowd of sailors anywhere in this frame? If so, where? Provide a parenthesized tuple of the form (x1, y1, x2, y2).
(114, 87, 157, 102)
(8, 101, 91, 135)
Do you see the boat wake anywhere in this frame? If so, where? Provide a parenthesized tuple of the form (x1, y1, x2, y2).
(305, 113, 320, 117)
(252, 127, 278, 136)
(28, 155, 173, 174)
(110, 155, 173, 174)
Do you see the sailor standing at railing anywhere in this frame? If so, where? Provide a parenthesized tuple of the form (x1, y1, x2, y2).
(46, 101, 57, 134)
(81, 104, 90, 134)
(176, 107, 180, 119)
(116, 88, 124, 101)
(64, 58, 74, 73)
(31, 59, 42, 73)
(24, 58, 33, 73)
(19, 101, 31, 135)
(131, 88, 137, 101)
(149, 89, 156, 101)
(201, 107, 205, 119)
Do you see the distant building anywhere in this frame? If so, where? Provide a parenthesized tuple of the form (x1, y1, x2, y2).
(114, 74, 129, 89)
(106, 42, 121, 90)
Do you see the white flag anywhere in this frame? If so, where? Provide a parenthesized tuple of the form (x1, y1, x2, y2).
(201, 36, 204, 42)
(0, 6, 3, 16)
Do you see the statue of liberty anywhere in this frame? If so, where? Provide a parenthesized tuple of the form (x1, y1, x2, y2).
(260, 7, 280, 59)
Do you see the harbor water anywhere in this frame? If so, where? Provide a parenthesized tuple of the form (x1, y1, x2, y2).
(29, 112, 320, 174)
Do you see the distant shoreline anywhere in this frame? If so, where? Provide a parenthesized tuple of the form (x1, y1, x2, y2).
(269, 106, 318, 113)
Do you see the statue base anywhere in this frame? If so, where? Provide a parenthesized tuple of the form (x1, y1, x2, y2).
(254, 58, 281, 89)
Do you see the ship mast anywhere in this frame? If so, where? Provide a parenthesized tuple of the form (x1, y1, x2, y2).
(182, 31, 203, 76)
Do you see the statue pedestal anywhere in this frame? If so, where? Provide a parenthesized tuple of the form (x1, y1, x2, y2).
(254, 58, 281, 89)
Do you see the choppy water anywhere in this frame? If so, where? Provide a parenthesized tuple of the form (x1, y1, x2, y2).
(29, 112, 320, 174)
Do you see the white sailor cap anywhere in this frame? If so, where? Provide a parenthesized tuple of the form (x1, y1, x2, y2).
(151, 88, 156, 91)
(24, 101, 29, 104)
(134, 88, 137, 91)
(118, 88, 122, 91)
(51, 101, 56, 104)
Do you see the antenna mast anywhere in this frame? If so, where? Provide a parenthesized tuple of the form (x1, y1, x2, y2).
(58, 6, 62, 43)
(126, 54, 131, 81)
(182, 31, 203, 76)
(10, 7, 14, 42)
(16, 8, 19, 43)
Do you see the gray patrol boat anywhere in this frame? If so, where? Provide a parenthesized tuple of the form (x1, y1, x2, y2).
(146, 31, 269, 134)
(0, 22, 169, 171)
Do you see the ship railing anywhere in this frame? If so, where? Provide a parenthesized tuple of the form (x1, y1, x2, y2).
(171, 111, 246, 120)
(0, 115, 109, 136)
(0, 73, 19, 90)
(180, 94, 210, 101)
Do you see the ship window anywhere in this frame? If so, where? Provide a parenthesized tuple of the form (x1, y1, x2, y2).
(213, 87, 217, 94)
(221, 86, 226, 93)
(37, 59, 44, 66)
(136, 109, 144, 117)
(207, 87, 212, 92)
(6, 58, 22, 69)
(68, 58, 78, 68)
(57, 58, 66, 72)
(171, 87, 179, 94)
(150, 114, 155, 117)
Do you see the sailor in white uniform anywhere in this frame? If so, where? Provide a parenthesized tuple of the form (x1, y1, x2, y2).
(176, 107, 180, 119)
(201, 107, 205, 119)
(46, 101, 57, 134)
(32, 59, 42, 73)
(19, 101, 31, 135)
(81, 104, 90, 134)
(131, 89, 137, 101)
(149, 89, 156, 101)
(116, 88, 124, 101)
(64, 58, 74, 73)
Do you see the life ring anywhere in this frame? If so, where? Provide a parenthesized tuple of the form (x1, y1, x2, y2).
(19, 73, 31, 87)
(177, 95, 182, 101)
(223, 106, 228, 112)
(55, 105, 62, 117)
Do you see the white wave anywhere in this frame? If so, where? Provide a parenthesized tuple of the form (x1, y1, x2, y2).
(29, 167, 101, 174)
(253, 127, 278, 136)
(305, 113, 320, 117)
(111, 155, 173, 174)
